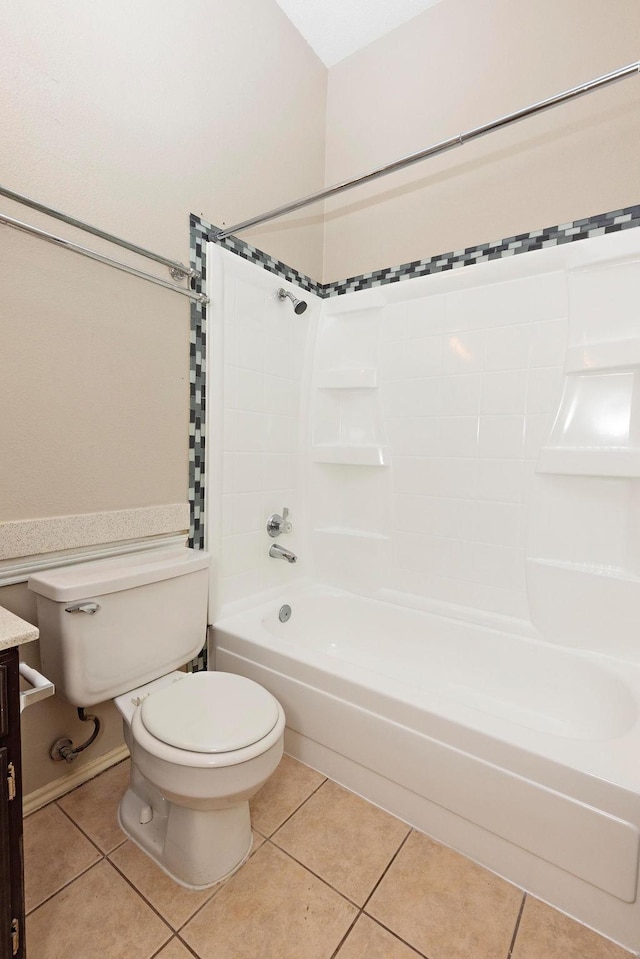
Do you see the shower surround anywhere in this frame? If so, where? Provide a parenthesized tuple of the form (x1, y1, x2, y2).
(204, 220, 640, 951)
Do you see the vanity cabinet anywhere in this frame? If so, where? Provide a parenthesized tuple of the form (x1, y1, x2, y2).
(0, 647, 24, 959)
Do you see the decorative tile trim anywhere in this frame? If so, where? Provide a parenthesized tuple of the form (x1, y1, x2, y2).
(188, 217, 207, 554)
(319, 205, 640, 297)
(187, 220, 208, 671)
(197, 205, 640, 299)
(191, 215, 324, 297)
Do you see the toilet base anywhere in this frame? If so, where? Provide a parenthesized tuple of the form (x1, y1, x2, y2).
(118, 779, 254, 889)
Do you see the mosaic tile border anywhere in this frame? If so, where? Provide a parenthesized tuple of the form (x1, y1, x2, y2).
(322, 205, 640, 295)
(187, 219, 208, 670)
(188, 218, 207, 556)
(196, 204, 640, 299)
(191, 214, 324, 297)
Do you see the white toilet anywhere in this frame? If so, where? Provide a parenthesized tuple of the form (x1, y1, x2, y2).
(28, 546, 285, 888)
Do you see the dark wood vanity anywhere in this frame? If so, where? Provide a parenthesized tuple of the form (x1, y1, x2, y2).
(0, 646, 24, 959)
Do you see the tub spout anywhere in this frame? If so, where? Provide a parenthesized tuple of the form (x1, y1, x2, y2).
(269, 543, 297, 563)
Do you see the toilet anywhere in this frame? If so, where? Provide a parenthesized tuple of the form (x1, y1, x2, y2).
(28, 546, 285, 888)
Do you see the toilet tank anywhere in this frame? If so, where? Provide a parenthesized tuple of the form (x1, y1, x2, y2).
(28, 547, 210, 707)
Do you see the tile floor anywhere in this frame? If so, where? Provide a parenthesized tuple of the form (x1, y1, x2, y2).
(23, 755, 631, 959)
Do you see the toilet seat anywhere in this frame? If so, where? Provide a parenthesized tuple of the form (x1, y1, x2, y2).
(130, 699, 286, 769)
(139, 671, 281, 753)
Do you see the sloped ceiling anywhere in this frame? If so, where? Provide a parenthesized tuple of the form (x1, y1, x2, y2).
(274, 0, 445, 67)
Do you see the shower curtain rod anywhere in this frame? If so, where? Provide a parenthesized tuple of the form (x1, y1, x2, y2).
(0, 212, 209, 304)
(0, 182, 196, 281)
(215, 60, 640, 241)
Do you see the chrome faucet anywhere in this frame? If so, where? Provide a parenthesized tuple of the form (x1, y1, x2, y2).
(266, 507, 292, 538)
(269, 543, 297, 564)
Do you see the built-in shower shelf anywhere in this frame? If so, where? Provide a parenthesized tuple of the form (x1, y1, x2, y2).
(316, 368, 378, 389)
(311, 444, 389, 466)
(537, 447, 640, 477)
(565, 337, 640, 373)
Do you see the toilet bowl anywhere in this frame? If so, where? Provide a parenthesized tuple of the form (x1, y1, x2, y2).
(115, 670, 285, 887)
(28, 547, 286, 889)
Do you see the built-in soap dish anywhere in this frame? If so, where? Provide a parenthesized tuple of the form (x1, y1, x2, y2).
(316, 368, 378, 389)
(536, 368, 640, 477)
(311, 444, 389, 466)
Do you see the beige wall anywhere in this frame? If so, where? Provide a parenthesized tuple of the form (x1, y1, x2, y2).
(0, 0, 326, 798)
(0, 0, 327, 528)
(323, 0, 640, 280)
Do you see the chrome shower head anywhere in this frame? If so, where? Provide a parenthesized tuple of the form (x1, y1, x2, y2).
(276, 288, 308, 315)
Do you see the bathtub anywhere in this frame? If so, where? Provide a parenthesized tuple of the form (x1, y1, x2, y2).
(213, 584, 640, 951)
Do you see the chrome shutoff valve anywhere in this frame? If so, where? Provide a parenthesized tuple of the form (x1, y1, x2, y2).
(266, 507, 293, 538)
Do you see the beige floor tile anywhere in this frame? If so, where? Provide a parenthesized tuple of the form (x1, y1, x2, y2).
(250, 753, 325, 836)
(366, 830, 522, 959)
(181, 841, 358, 959)
(150, 937, 195, 959)
(273, 779, 410, 905)
(511, 897, 632, 959)
(109, 840, 217, 930)
(335, 914, 424, 958)
(24, 803, 101, 912)
(25, 860, 171, 959)
(57, 759, 130, 853)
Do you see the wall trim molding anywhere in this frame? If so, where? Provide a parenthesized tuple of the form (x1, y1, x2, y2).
(0, 532, 187, 587)
(22, 744, 130, 816)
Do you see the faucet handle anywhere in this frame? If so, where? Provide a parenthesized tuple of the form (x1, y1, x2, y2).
(266, 507, 293, 538)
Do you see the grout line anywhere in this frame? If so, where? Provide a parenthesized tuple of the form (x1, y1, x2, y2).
(174, 934, 202, 958)
(327, 908, 431, 959)
(268, 816, 414, 921)
(52, 798, 110, 857)
(359, 914, 431, 959)
(105, 855, 177, 937)
(360, 826, 413, 912)
(258, 774, 328, 839)
(328, 910, 363, 959)
(148, 933, 199, 959)
(170, 829, 275, 933)
(265, 838, 363, 910)
(170, 853, 248, 933)
(24, 858, 104, 917)
(173, 881, 228, 934)
(506, 892, 527, 959)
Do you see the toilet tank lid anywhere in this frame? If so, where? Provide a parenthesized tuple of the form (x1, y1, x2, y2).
(28, 547, 210, 602)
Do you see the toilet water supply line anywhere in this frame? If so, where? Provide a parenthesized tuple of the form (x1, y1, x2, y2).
(50, 709, 101, 763)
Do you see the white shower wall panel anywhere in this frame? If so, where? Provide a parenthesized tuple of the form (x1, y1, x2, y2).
(207, 245, 318, 613)
(310, 267, 571, 621)
(210, 227, 640, 626)
(309, 229, 640, 622)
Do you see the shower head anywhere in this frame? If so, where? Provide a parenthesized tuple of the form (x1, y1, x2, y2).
(276, 288, 308, 315)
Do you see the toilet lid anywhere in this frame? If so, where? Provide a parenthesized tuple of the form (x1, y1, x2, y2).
(139, 672, 280, 753)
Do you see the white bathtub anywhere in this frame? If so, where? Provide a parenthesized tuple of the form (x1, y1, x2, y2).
(213, 584, 640, 951)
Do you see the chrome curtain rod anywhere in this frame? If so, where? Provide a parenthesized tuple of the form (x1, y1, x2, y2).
(0, 183, 196, 281)
(0, 213, 209, 304)
(215, 60, 640, 241)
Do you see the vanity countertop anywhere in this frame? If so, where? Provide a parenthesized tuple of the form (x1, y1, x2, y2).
(0, 606, 39, 650)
